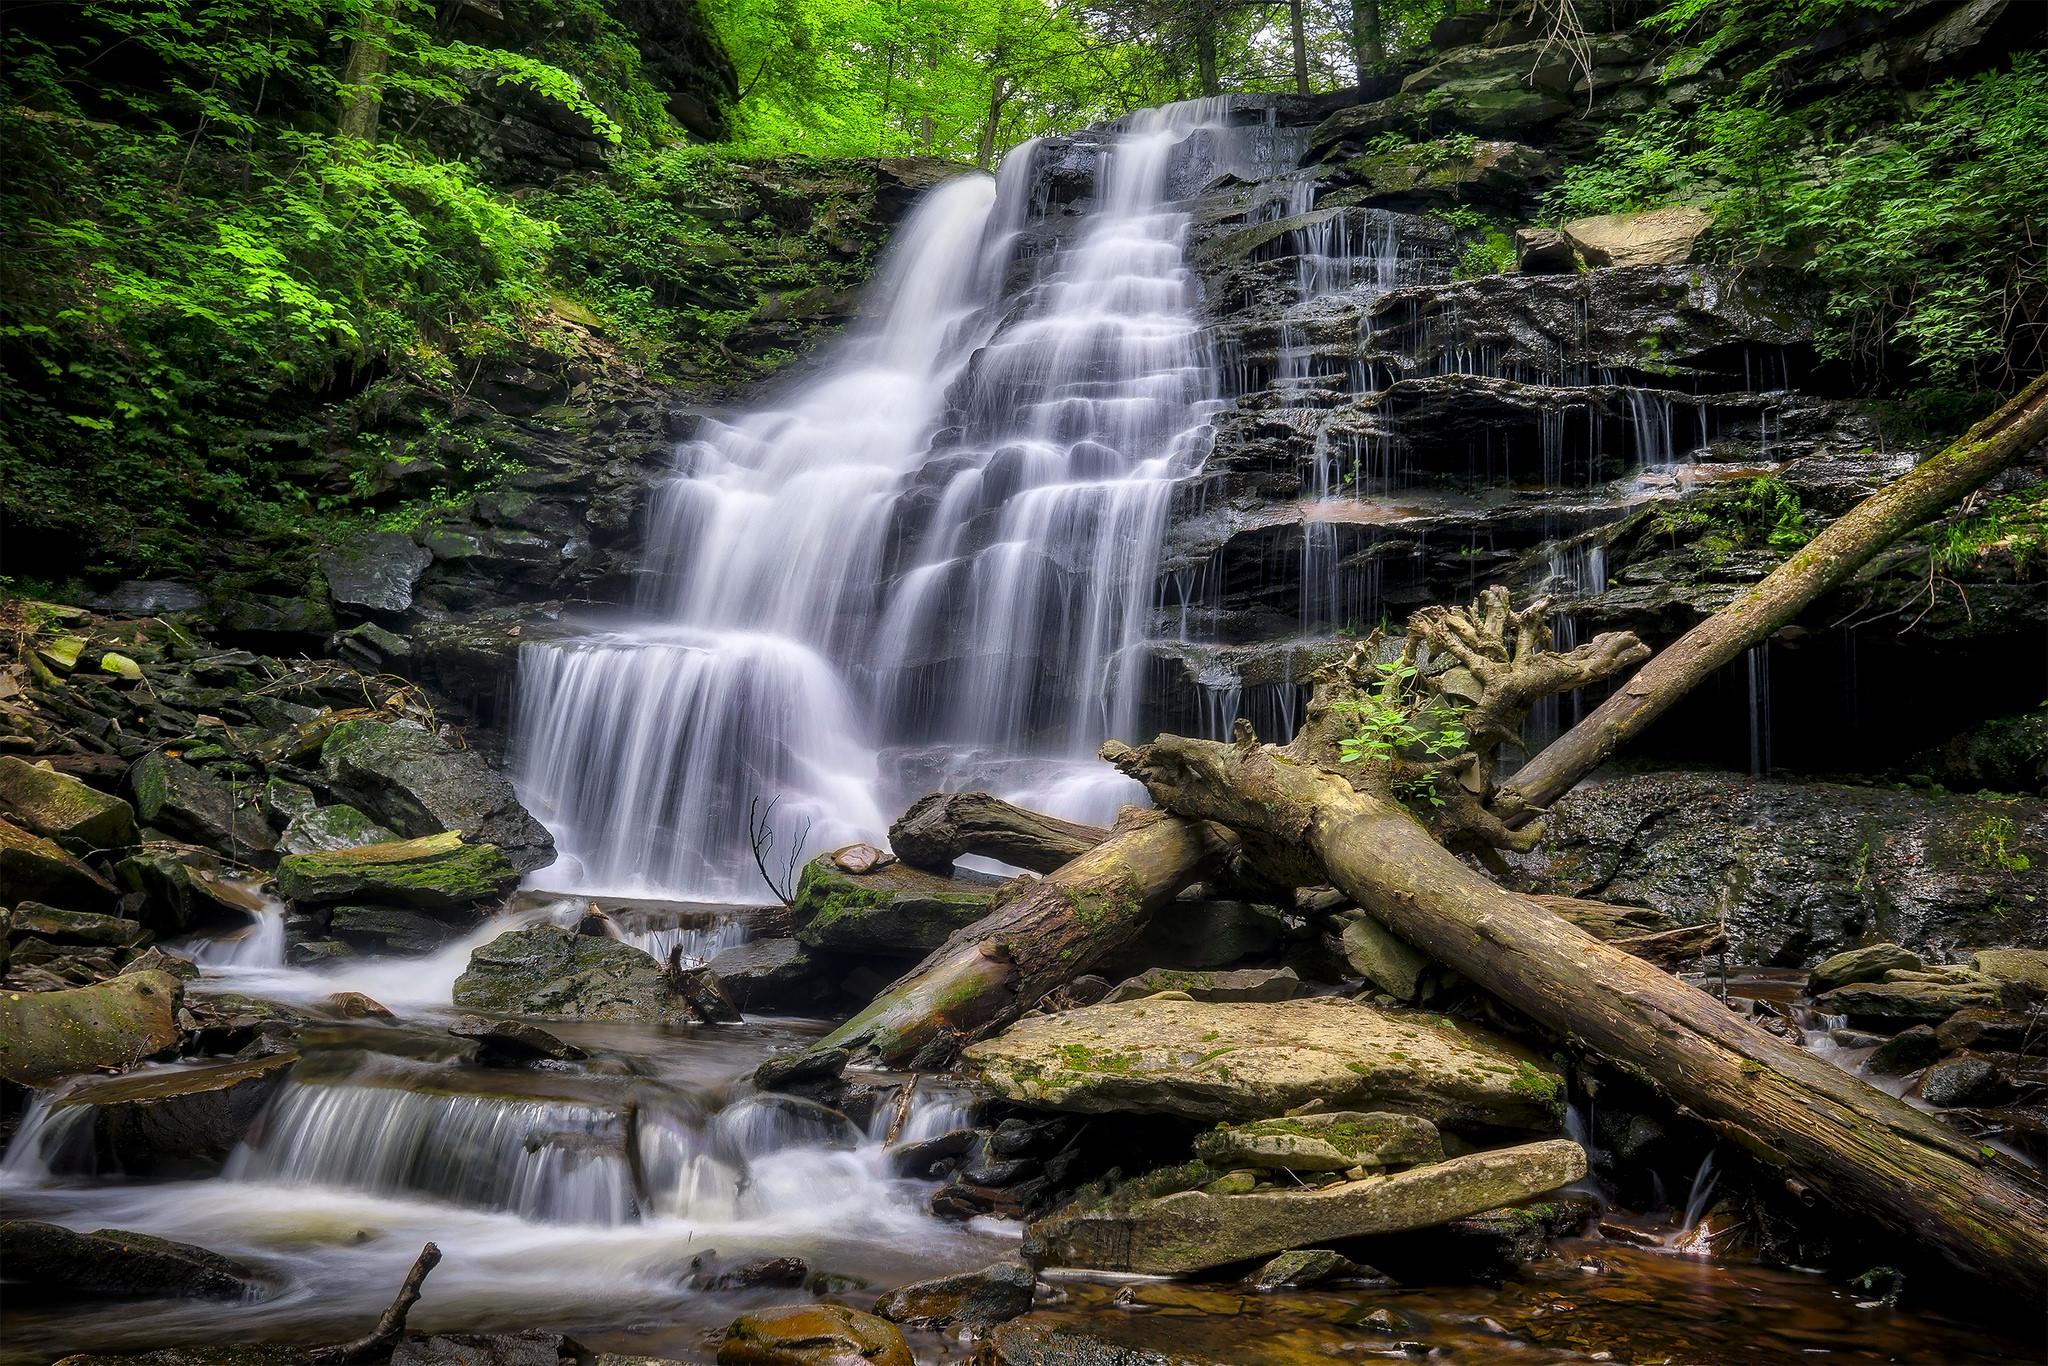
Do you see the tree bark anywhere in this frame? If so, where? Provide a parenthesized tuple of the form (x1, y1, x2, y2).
(1287, 0, 1311, 94)
(1498, 372, 2048, 824)
(890, 791, 1109, 874)
(1106, 733, 2048, 1302)
(337, 0, 394, 143)
(1195, 22, 1221, 97)
(1351, 0, 1382, 90)
(812, 810, 1233, 1066)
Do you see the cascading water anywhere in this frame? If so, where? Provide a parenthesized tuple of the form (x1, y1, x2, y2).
(514, 101, 1239, 897)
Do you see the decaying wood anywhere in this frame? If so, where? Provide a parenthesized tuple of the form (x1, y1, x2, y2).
(1610, 921, 1726, 969)
(1498, 370, 2048, 823)
(1105, 728, 2048, 1300)
(890, 790, 1110, 874)
(1528, 894, 1675, 939)
(310, 1241, 441, 1364)
(812, 810, 1234, 1067)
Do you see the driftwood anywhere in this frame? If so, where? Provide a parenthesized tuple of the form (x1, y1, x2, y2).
(1498, 370, 2048, 823)
(890, 790, 1110, 874)
(1105, 617, 2048, 1298)
(813, 809, 1234, 1066)
(310, 1241, 441, 1364)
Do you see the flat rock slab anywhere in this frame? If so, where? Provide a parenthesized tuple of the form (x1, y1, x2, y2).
(1029, 1138, 1587, 1275)
(717, 1303, 911, 1366)
(53, 1053, 297, 1176)
(1104, 966, 1310, 1005)
(2, 817, 118, 911)
(275, 831, 516, 909)
(792, 856, 998, 957)
(453, 923, 682, 1022)
(0, 757, 135, 848)
(1194, 1111, 1443, 1173)
(962, 996, 1564, 1132)
(0, 969, 182, 1085)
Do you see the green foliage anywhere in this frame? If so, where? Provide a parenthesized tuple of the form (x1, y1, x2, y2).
(1455, 229, 1516, 280)
(1333, 658, 1469, 810)
(1931, 486, 2048, 581)
(1652, 475, 1811, 563)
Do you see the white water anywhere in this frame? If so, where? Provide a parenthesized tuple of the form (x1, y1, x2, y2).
(514, 101, 1240, 900)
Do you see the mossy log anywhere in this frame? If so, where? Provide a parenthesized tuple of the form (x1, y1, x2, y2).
(811, 810, 1234, 1067)
(889, 790, 1109, 874)
(1105, 731, 2048, 1302)
(1498, 370, 2048, 823)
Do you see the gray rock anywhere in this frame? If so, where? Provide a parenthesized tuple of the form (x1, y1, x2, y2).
(0, 1220, 259, 1299)
(9, 903, 149, 949)
(319, 719, 554, 873)
(1935, 1008, 2047, 1055)
(113, 843, 269, 931)
(793, 856, 997, 956)
(0, 756, 136, 849)
(91, 581, 207, 614)
(278, 803, 399, 855)
(448, 1015, 588, 1062)
(1818, 977, 2000, 1030)
(1103, 966, 1310, 1004)
(453, 924, 684, 1022)
(327, 903, 469, 955)
(1194, 1111, 1444, 1173)
(872, 1260, 1035, 1331)
(1341, 913, 1436, 1001)
(705, 937, 820, 1010)
(319, 531, 431, 615)
(49, 1053, 296, 1177)
(1867, 1025, 1943, 1076)
(129, 753, 274, 860)
(0, 970, 182, 1085)
(1917, 1053, 2012, 1109)
(1243, 1248, 1361, 1290)
(390, 1334, 587, 1366)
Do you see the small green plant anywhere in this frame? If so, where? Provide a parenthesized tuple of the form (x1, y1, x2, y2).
(1969, 814, 2033, 873)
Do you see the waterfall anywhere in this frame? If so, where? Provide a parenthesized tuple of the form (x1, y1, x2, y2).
(515, 100, 1242, 898)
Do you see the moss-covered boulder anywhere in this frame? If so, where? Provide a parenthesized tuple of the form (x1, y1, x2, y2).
(962, 996, 1564, 1133)
(274, 831, 516, 909)
(317, 718, 553, 873)
(0, 818, 117, 911)
(452, 923, 681, 1022)
(277, 803, 398, 855)
(1193, 1111, 1445, 1174)
(0, 757, 135, 850)
(0, 1221, 260, 1300)
(0, 969, 182, 1084)
(128, 752, 274, 861)
(113, 843, 271, 932)
(792, 857, 997, 957)
(9, 903, 150, 950)
(718, 1303, 912, 1366)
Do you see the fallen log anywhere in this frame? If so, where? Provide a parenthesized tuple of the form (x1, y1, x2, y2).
(1106, 730, 2048, 1300)
(810, 809, 1233, 1067)
(889, 790, 1109, 874)
(1497, 370, 2048, 824)
(1611, 921, 1726, 970)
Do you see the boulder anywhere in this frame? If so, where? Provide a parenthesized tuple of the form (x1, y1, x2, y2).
(128, 753, 274, 860)
(1109, 899, 1286, 974)
(1867, 1025, 1943, 1076)
(1817, 977, 2001, 1029)
(0, 970, 182, 1084)
(326, 991, 393, 1019)
(114, 843, 270, 932)
(0, 1221, 259, 1299)
(1243, 1248, 1363, 1290)
(327, 903, 471, 955)
(1340, 914, 1436, 1001)
(318, 719, 554, 873)
(9, 903, 149, 949)
(1342, 137, 1557, 210)
(0, 757, 135, 848)
(1810, 942, 1923, 994)
(704, 938, 822, 1010)
(275, 831, 517, 909)
(390, 1333, 588, 1366)
(978, 1322, 1221, 1366)
(1103, 966, 1310, 1005)
(792, 856, 997, 956)
(453, 923, 683, 1022)
(1514, 226, 1573, 274)
(717, 1304, 913, 1366)
(448, 1015, 589, 1062)
(1193, 1111, 1444, 1174)
(1916, 1053, 2012, 1109)
(50, 1054, 296, 1176)
(277, 804, 399, 855)
(1972, 948, 2048, 996)
(1028, 1138, 1587, 1275)
(1562, 206, 1713, 268)
(318, 531, 431, 615)
(1, 817, 118, 910)
(963, 997, 1564, 1132)
(871, 1260, 1035, 1332)
(1935, 1008, 2047, 1055)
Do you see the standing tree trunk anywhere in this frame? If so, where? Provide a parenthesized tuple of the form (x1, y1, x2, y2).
(1106, 729, 2048, 1303)
(1497, 371, 2048, 823)
(977, 74, 1010, 169)
(1350, 0, 1382, 91)
(1194, 20, 1221, 96)
(1287, 0, 1311, 94)
(337, 0, 395, 143)
(809, 810, 1233, 1066)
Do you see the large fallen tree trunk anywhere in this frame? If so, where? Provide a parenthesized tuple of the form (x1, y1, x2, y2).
(889, 790, 1109, 874)
(811, 810, 1234, 1066)
(1497, 370, 2048, 823)
(1106, 732, 2048, 1300)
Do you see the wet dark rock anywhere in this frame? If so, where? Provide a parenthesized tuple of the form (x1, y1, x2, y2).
(0, 969, 182, 1084)
(2, 817, 119, 911)
(702, 938, 823, 1012)
(872, 1260, 1035, 1332)
(128, 753, 274, 862)
(673, 964, 743, 1023)
(792, 855, 998, 957)
(887, 1126, 980, 1178)
(326, 903, 472, 956)
(276, 832, 517, 909)
(318, 719, 553, 873)
(1106, 899, 1285, 974)
(0, 1220, 259, 1300)
(49, 1054, 296, 1177)
(697, 1256, 809, 1291)
(1936, 1008, 2048, 1056)
(753, 1046, 848, 1094)
(979, 1321, 1224, 1365)
(114, 844, 268, 932)
(717, 1303, 912, 1366)
(1243, 1247, 1362, 1290)
(448, 1015, 588, 1063)
(453, 923, 684, 1023)
(1817, 976, 2001, 1030)
(390, 1333, 588, 1366)
(317, 531, 431, 616)
(1103, 966, 1310, 1005)
(1867, 1025, 1944, 1076)
(1810, 943, 1923, 994)
(277, 803, 399, 855)
(1917, 1053, 2015, 1109)
(9, 902, 149, 949)
(1508, 773, 2048, 964)
(930, 1182, 1024, 1221)
(0, 756, 136, 849)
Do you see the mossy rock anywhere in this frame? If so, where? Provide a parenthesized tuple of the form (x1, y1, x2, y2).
(0, 817, 118, 912)
(0, 757, 136, 850)
(0, 969, 183, 1085)
(1194, 1111, 1445, 1173)
(451, 923, 681, 1023)
(274, 831, 516, 909)
(277, 803, 398, 856)
(0, 1220, 261, 1300)
(718, 1303, 912, 1366)
(792, 856, 997, 957)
